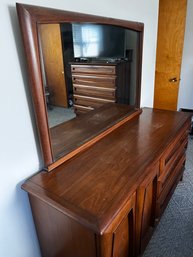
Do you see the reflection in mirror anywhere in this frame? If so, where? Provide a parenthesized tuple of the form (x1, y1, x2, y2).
(38, 22, 140, 161)
(38, 23, 138, 127)
(38, 23, 76, 128)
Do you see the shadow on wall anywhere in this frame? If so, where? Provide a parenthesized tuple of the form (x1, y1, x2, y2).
(15, 181, 41, 256)
(8, 5, 43, 169)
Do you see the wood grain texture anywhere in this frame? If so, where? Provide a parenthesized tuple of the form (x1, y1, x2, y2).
(22, 108, 191, 257)
(29, 195, 96, 257)
(22, 108, 191, 233)
(49, 104, 141, 164)
(154, 0, 187, 110)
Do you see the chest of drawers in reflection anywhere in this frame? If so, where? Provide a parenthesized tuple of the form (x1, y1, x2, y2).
(71, 62, 131, 114)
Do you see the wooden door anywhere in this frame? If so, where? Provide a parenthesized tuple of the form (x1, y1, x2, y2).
(39, 24, 68, 107)
(153, 0, 187, 111)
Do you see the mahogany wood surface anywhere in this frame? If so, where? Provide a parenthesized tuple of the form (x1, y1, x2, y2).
(50, 104, 140, 160)
(29, 195, 96, 257)
(22, 108, 191, 234)
(48, 106, 141, 171)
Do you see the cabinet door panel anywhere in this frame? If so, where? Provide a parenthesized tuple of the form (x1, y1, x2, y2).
(96, 193, 136, 257)
(136, 164, 158, 255)
(113, 210, 134, 257)
(140, 177, 157, 252)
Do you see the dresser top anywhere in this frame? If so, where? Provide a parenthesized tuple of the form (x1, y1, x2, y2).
(23, 108, 191, 233)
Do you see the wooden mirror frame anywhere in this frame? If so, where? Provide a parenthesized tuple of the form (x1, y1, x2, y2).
(16, 3, 144, 170)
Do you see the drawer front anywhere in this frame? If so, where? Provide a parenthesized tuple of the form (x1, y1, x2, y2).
(74, 104, 94, 115)
(157, 154, 185, 217)
(71, 64, 116, 75)
(72, 74, 116, 88)
(159, 122, 189, 177)
(74, 95, 115, 109)
(158, 135, 188, 194)
(158, 149, 186, 197)
(73, 85, 116, 100)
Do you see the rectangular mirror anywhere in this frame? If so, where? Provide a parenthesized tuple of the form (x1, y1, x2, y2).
(17, 3, 143, 170)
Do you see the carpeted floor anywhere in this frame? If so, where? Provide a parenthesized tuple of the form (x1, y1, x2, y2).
(142, 137, 193, 257)
(47, 106, 76, 127)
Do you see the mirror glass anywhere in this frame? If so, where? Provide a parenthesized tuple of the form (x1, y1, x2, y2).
(38, 22, 140, 160)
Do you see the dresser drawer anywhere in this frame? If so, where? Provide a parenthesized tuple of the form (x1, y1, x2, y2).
(159, 122, 189, 177)
(71, 64, 116, 75)
(157, 154, 185, 217)
(72, 74, 116, 88)
(74, 104, 94, 115)
(74, 94, 115, 109)
(155, 122, 190, 218)
(157, 146, 186, 197)
(73, 85, 116, 100)
(157, 125, 188, 196)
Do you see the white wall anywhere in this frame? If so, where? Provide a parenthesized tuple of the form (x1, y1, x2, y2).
(178, 0, 193, 110)
(0, 1, 159, 256)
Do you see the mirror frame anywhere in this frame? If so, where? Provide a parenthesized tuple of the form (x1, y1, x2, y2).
(16, 3, 144, 170)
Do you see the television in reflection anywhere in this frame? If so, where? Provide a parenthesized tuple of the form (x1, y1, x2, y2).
(72, 23, 126, 59)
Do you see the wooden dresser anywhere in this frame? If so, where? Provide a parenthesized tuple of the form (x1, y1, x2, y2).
(71, 62, 130, 114)
(22, 108, 191, 257)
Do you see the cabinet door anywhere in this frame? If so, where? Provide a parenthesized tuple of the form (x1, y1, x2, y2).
(96, 193, 136, 257)
(136, 164, 158, 255)
(112, 210, 135, 257)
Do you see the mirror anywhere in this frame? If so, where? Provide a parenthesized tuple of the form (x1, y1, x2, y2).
(17, 3, 143, 170)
